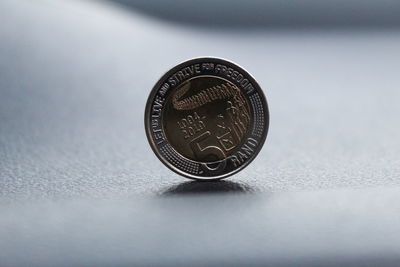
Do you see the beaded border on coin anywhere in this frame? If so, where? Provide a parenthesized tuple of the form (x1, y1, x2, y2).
(145, 57, 269, 180)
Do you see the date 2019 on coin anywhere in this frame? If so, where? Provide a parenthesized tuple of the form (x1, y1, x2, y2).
(145, 57, 269, 180)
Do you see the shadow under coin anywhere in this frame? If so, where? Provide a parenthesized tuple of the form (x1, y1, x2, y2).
(161, 180, 256, 196)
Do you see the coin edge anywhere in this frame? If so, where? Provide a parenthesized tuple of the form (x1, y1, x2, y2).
(144, 57, 270, 180)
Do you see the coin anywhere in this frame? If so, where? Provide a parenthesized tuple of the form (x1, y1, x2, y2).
(145, 57, 269, 180)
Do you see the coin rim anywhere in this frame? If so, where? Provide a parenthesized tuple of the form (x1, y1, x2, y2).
(144, 57, 270, 180)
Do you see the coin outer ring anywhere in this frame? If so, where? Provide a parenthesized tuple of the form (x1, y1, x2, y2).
(144, 57, 269, 180)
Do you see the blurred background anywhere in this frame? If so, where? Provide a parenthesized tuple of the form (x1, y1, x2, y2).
(112, 0, 400, 28)
(1, 0, 400, 266)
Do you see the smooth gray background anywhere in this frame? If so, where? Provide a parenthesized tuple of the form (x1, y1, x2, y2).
(1, 0, 400, 266)
(112, 0, 400, 28)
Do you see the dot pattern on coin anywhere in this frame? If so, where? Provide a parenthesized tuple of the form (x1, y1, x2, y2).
(249, 94, 265, 138)
(159, 144, 200, 175)
(145, 57, 269, 180)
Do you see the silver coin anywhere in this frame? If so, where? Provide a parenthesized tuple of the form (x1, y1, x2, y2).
(145, 57, 269, 180)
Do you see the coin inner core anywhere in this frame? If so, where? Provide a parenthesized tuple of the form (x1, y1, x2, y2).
(163, 76, 252, 162)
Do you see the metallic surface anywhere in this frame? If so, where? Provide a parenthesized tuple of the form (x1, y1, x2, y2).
(145, 58, 269, 180)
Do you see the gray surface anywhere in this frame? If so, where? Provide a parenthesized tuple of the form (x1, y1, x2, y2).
(112, 0, 400, 28)
(1, 0, 400, 266)
(1, 188, 400, 266)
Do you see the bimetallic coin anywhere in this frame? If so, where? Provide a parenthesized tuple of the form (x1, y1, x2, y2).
(145, 57, 269, 180)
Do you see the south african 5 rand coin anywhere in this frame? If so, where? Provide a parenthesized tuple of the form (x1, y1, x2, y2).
(145, 57, 269, 180)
